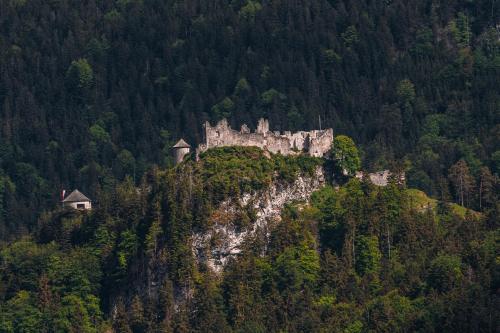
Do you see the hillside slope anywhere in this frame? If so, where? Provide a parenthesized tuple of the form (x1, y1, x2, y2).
(0, 0, 498, 235)
(0, 147, 497, 332)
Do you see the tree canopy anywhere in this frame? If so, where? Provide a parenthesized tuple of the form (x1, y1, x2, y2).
(331, 135, 361, 176)
(0, 148, 497, 332)
(0, 0, 498, 235)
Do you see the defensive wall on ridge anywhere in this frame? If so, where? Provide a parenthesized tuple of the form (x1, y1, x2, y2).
(195, 118, 334, 158)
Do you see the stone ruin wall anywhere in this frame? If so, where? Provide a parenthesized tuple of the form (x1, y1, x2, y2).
(355, 170, 406, 186)
(196, 118, 334, 158)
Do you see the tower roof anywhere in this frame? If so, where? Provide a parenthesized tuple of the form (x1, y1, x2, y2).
(62, 189, 91, 202)
(173, 139, 191, 148)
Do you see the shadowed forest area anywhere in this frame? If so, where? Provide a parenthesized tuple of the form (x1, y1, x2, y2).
(0, 1, 499, 332)
(0, 148, 498, 332)
(0, 0, 498, 236)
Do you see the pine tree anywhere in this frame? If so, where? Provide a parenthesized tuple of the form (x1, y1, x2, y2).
(113, 299, 132, 333)
(478, 166, 496, 211)
(129, 295, 145, 333)
(158, 279, 174, 333)
(448, 160, 475, 207)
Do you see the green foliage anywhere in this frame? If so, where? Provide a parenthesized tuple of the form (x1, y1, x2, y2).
(234, 78, 250, 95)
(0, 239, 105, 332)
(117, 229, 138, 269)
(365, 291, 419, 332)
(355, 235, 381, 276)
(0, 153, 497, 332)
(275, 241, 320, 290)
(286, 106, 304, 130)
(115, 149, 136, 178)
(117, 0, 143, 8)
(239, 1, 262, 21)
(47, 248, 101, 297)
(491, 150, 500, 173)
(211, 97, 235, 120)
(322, 49, 341, 64)
(197, 146, 322, 202)
(412, 28, 434, 56)
(0, 1, 498, 331)
(9, 0, 27, 7)
(0, 239, 57, 291)
(0, 169, 15, 230)
(428, 254, 463, 292)
(1, 291, 42, 333)
(396, 79, 416, 106)
(341, 25, 359, 46)
(89, 124, 111, 143)
(198, 146, 274, 198)
(260, 88, 284, 105)
(331, 135, 361, 176)
(66, 58, 94, 91)
(54, 295, 99, 333)
(104, 9, 124, 26)
(145, 219, 162, 256)
(0, 0, 497, 235)
(345, 320, 363, 333)
(190, 277, 231, 332)
(448, 12, 472, 48)
(86, 37, 110, 60)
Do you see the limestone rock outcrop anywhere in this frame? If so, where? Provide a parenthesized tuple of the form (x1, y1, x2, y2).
(192, 166, 326, 272)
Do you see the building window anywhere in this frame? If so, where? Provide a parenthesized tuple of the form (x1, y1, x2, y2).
(77, 203, 85, 209)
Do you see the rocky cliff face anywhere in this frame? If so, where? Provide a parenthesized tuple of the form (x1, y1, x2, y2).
(192, 166, 326, 273)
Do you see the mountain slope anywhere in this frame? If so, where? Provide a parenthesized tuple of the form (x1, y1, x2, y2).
(0, 0, 498, 235)
(0, 147, 496, 332)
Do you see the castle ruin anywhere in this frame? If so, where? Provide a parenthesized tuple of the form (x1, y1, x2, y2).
(195, 118, 333, 159)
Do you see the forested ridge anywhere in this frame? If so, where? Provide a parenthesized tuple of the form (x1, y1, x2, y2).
(0, 0, 499, 331)
(0, 148, 498, 332)
(0, 0, 498, 235)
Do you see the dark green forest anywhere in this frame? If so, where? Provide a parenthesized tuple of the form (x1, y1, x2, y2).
(0, 0, 498, 236)
(0, 0, 499, 332)
(0, 148, 498, 332)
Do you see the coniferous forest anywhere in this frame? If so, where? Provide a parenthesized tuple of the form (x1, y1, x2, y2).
(0, 0, 499, 332)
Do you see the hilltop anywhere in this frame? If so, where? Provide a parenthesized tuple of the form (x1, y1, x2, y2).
(0, 0, 498, 331)
(0, 0, 498, 237)
(0, 146, 496, 332)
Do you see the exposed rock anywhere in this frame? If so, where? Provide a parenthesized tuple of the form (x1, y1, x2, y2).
(192, 166, 326, 273)
(355, 170, 405, 186)
(195, 118, 334, 159)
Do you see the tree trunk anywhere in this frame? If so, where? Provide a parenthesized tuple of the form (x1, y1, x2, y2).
(479, 177, 483, 210)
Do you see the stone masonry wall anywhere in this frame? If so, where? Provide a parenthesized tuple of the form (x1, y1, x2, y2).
(196, 118, 333, 158)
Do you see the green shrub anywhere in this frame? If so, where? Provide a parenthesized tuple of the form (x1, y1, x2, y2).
(196, 147, 322, 203)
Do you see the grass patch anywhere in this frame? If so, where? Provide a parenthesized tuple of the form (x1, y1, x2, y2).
(405, 188, 479, 219)
(195, 146, 323, 203)
(406, 188, 437, 211)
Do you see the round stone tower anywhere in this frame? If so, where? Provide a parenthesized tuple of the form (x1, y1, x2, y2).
(172, 139, 191, 165)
